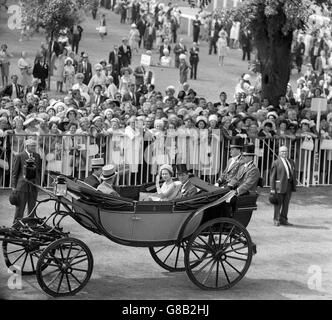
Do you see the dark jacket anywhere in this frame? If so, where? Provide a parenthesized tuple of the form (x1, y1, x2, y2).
(270, 157, 296, 194)
(12, 151, 42, 192)
(84, 174, 100, 188)
(77, 61, 92, 85)
(0, 83, 24, 99)
(176, 180, 197, 198)
(118, 45, 132, 68)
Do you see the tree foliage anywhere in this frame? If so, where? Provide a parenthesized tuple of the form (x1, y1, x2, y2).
(232, 0, 331, 105)
(20, 0, 91, 38)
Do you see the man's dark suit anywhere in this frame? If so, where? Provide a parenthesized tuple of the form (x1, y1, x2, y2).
(0, 83, 24, 99)
(109, 50, 121, 74)
(218, 155, 243, 186)
(90, 94, 107, 107)
(84, 174, 100, 188)
(177, 180, 197, 198)
(270, 157, 296, 223)
(11, 151, 42, 220)
(77, 61, 92, 85)
(25, 84, 43, 97)
(229, 161, 260, 195)
(118, 45, 132, 68)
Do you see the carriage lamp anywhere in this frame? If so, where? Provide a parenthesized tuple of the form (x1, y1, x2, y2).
(54, 176, 67, 196)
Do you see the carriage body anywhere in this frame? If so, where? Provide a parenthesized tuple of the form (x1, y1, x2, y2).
(1, 175, 259, 297)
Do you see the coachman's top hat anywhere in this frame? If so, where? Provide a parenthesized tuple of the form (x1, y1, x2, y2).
(242, 144, 256, 156)
(176, 164, 192, 174)
(230, 136, 244, 149)
(91, 158, 104, 169)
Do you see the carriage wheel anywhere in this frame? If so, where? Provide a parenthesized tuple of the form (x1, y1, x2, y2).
(36, 238, 93, 297)
(149, 239, 209, 272)
(2, 238, 47, 275)
(184, 218, 253, 290)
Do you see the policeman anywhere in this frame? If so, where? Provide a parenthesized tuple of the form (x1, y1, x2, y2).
(11, 138, 42, 222)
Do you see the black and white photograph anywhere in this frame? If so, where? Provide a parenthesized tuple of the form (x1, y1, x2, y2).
(0, 0, 331, 308)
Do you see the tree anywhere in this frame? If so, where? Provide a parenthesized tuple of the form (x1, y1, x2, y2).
(20, 0, 91, 89)
(234, 0, 331, 106)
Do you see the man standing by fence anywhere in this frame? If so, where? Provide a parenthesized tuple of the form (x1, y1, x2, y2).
(11, 139, 42, 223)
(270, 145, 297, 227)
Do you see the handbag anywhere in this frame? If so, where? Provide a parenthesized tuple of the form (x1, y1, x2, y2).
(300, 136, 314, 151)
(320, 139, 332, 150)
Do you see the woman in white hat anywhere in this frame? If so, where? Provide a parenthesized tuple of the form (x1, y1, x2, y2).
(129, 23, 140, 54)
(63, 57, 75, 93)
(150, 164, 177, 201)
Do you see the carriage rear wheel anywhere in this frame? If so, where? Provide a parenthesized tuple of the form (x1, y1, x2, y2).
(184, 218, 253, 290)
(2, 238, 48, 275)
(36, 238, 93, 297)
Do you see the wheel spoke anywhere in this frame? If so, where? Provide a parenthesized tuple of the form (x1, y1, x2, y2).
(70, 257, 88, 267)
(216, 259, 220, 287)
(65, 273, 72, 292)
(174, 245, 181, 269)
(220, 261, 231, 285)
(7, 248, 25, 255)
(194, 257, 214, 276)
(68, 249, 83, 263)
(202, 260, 217, 286)
(47, 270, 62, 287)
(66, 242, 73, 261)
(222, 225, 235, 248)
(224, 259, 242, 275)
(162, 245, 176, 264)
(188, 254, 213, 266)
(71, 267, 88, 272)
(155, 245, 168, 254)
(225, 255, 248, 262)
(57, 272, 65, 294)
(223, 245, 248, 255)
(70, 273, 82, 285)
(197, 236, 214, 251)
(30, 254, 35, 272)
(43, 268, 61, 278)
(12, 251, 26, 265)
(21, 253, 29, 271)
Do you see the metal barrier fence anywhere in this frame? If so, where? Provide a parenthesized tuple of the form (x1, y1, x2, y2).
(0, 131, 331, 188)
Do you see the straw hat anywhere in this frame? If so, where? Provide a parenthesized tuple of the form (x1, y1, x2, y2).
(208, 114, 218, 122)
(23, 115, 44, 126)
(100, 164, 118, 180)
(91, 158, 104, 169)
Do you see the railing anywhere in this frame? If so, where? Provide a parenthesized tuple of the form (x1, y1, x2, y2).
(0, 131, 331, 188)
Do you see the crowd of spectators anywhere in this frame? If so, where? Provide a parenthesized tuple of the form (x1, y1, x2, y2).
(0, 2, 332, 187)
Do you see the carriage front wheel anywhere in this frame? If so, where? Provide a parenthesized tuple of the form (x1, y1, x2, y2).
(184, 218, 253, 290)
(36, 237, 93, 297)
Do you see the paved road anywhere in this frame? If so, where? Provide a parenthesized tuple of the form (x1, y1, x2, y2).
(0, 187, 331, 300)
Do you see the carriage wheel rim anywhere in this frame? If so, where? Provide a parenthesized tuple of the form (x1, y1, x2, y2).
(185, 218, 253, 290)
(36, 237, 93, 297)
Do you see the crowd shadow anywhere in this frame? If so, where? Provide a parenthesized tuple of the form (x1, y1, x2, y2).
(280, 223, 330, 230)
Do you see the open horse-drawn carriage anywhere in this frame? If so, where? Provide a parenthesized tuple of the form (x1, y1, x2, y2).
(0, 174, 258, 297)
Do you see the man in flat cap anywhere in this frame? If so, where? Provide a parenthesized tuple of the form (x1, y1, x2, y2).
(11, 138, 42, 222)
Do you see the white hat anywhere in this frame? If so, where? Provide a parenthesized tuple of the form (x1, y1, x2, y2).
(100, 164, 118, 180)
(65, 57, 73, 64)
(131, 23, 136, 28)
(208, 114, 218, 122)
(179, 54, 186, 60)
(300, 119, 311, 126)
(243, 74, 251, 81)
(267, 111, 278, 119)
(23, 115, 44, 126)
(196, 116, 208, 124)
(24, 138, 37, 146)
(159, 164, 174, 175)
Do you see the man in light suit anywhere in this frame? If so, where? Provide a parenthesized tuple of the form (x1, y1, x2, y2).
(228, 144, 260, 196)
(217, 136, 244, 187)
(270, 145, 296, 226)
(11, 139, 42, 222)
(176, 164, 197, 198)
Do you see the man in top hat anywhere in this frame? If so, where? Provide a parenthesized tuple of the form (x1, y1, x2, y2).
(270, 145, 296, 226)
(84, 158, 104, 188)
(97, 164, 120, 196)
(11, 138, 42, 222)
(228, 144, 260, 196)
(175, 164, 197, 198)
(118, 38, 132, 69)
(217, 137, 244, 187)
